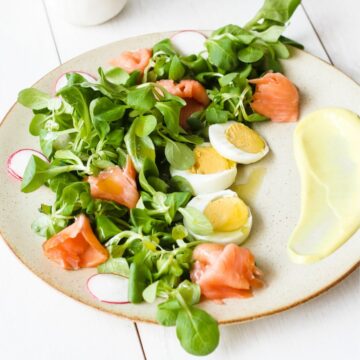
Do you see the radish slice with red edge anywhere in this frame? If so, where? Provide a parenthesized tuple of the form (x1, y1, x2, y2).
(54, 71, 97, 94)
(7, 149, 48, 180)
(171, 30, 207, 57)
(87, 273, 130, 304)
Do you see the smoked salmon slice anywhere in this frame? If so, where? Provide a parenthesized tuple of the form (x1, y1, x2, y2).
(249, 72, 299, 122)
(158, 79, 210, 106)
(191, 243, 263, 300)
(110, 48, 152, 74)
(179, 99, 205, 129)
(157, 79, 210, 129)
(43, 214, 108, 270)
(87, 157, 139, 209)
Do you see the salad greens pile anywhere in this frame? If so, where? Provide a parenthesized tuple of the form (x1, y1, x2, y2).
(17, 0, 301, 355)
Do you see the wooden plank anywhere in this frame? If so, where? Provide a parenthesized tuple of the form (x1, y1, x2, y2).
(138, 271, 359, 360)
(0, 240, 145, 360)
(0, 1, 143, 359)
(302, 0, 360, 82)
(0, 0, 59, 119)
(44, 0, 328, 62)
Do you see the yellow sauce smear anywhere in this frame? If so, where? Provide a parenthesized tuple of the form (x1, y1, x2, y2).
(288, 108, 360, 263)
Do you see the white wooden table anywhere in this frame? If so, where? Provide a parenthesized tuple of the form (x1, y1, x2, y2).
(0, 1, 359, 359)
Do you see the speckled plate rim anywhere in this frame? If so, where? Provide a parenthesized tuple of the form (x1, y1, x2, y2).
(0, 31, 359, 326)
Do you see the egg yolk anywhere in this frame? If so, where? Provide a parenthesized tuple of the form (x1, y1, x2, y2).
(204, 196, 249, 232)
(190, 146, 234, 174)
(225, 123, 265, 153)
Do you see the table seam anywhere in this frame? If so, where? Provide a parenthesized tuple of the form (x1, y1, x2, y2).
(301, 3, 333, 64)
(41, 0, 62, 64)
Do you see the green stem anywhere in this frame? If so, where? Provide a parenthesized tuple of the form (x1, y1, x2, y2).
(46, 164, 86, 177)
(147, 208, 169, 216)
(105, 231, 143, 246)
(176, 292, 194, 321)
(235, 86, 250, 121)
(155, 254, 174, 278)
(113, 218, 131, 229)
(244, 12, 262, 30)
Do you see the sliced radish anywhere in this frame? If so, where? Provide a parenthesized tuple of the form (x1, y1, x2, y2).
(7, 149, 48, 180)
(87, 273, 130, 304)
(54, 71, 97, 94)
(171, 30, 207, 56)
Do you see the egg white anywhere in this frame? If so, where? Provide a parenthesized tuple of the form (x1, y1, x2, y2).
(183, 190, 252, 244)
(170, 143, 237, 195)
(209, 121, 269, 164)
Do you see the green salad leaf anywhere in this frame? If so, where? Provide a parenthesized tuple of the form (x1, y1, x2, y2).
(169, 55, 186, 81)
(58, 85, 92, 140)
(245, 0, 301, 28)
(165, 140, 195, 170)
(127, 85, 156, 112)
(206, 36, 239, 72)
(128, 252, 152, 303)
(97, 256, 130, 277)
(179, 207, 213, 235)
(134, 115, 157, 137)
(176, 307, 219, 356)
(18, 88, 52, 110)
(125, 121, 156, 172)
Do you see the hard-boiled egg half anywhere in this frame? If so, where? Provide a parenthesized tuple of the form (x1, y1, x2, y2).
(170, 143, 237, 195)
(209, 121, 269, 164)
(183, 190, 252, 244)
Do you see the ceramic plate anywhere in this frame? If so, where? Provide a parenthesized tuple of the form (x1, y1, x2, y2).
(0, 32, 359, 324)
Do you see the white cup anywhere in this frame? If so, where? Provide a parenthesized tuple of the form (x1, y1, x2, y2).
(61, 0, 128, 26)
